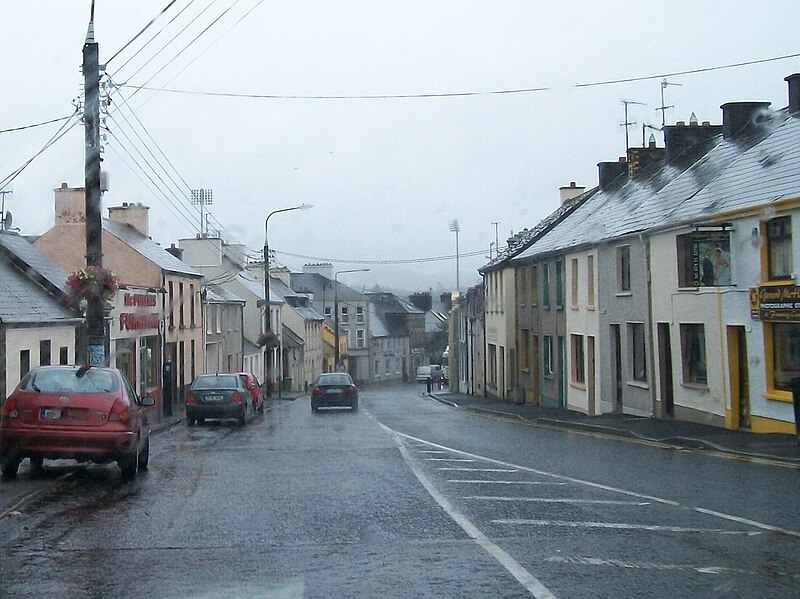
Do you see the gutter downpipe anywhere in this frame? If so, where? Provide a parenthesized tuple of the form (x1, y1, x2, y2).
(640, 232, 658, 418)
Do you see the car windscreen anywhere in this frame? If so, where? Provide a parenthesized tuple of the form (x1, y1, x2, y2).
(24, 368, 118, 393)
(318, 374, 352, 386)
(193, 375, 239, 389)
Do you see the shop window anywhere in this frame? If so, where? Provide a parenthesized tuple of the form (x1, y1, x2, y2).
(617, 245, 631, 292)
(769, 322, 800, 392)
(543, 336, 553, 378)
(680, 324, 707, 385)
(629, 323, 647, 382)
(571, 334, 585, 384)
(767, 216, 793, 281)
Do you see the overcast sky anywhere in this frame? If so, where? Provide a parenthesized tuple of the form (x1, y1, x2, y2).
(2, 1, 799, 291)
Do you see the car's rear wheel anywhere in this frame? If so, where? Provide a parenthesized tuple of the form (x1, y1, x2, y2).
(352, 400, 358, 411)
(137, 437, 150, 471)
(238, 404, 247, 425)
(119, 443, 139, 482)
(311, 403, 319, 413)
(0, 454, 21, 477)
(257, 400, 265, 414)
(186, 416, 196, 427)
(29, 455, 44, 474)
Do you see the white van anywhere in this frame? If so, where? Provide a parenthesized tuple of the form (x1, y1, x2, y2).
(416, 365, 442, 383)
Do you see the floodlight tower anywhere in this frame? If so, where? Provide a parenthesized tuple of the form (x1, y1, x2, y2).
(449, 219, 461, 291)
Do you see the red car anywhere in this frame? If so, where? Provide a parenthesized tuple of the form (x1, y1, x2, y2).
(0, 365, 155, 481)
(238, 372, 265, 413)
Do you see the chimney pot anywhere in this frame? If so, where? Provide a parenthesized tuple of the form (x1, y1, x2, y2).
(676, 121, 686, 127)
(61, 182, 68, 189)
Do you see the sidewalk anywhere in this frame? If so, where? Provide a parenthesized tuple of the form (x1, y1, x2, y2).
(430, 391, 800, 464)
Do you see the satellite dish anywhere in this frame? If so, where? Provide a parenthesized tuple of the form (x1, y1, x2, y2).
(2, 211, 11, 230)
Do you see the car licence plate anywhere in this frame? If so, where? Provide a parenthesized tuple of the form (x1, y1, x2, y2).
(40, 408, 61, 420)
(205, 395, 224, 403)
(326, 389, 342, 394)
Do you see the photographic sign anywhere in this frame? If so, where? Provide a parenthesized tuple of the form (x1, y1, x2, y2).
(751, 285, 800, 321)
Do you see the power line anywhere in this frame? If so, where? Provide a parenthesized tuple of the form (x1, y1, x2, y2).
(0, 114, 75, 135)
(104, 0, 184, 67)
(272, 247, 497, 265)
(117, 51, 800, 100)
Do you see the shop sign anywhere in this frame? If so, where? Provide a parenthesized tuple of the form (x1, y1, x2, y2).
(750, 285, 800, 321)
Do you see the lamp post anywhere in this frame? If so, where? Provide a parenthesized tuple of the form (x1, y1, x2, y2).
(333, 268, 370, 372)
(449, 219, 460, 291)
(263, 203, 312, 395)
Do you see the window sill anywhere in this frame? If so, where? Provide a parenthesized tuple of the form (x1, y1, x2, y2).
(764, 390, 792, 403)
(570, 381, 586, 390)
(616, 292, 632, 298)
(627, 380, 649, 390)
(587, 305, 596, 311)
(680, 382, 710, 392)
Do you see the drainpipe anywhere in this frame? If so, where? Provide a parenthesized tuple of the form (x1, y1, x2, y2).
(640, 232, 658, 417)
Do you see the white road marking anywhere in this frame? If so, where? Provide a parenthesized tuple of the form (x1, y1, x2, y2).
(437, 467, 518, 472)
(493, 519, 760, 535)
(546, 555, 760, 576)
(387, 430, 800, 537)
(447, 480, 568, 486)
(418, 450, 448, 454)
(693, 507, 800, 539)
(387, 430, 557, 598)
(426, 458, 477, 462)
(467, 496, 650, 506)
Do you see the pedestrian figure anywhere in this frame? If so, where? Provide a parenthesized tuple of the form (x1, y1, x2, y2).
(426, 376, 432, 393)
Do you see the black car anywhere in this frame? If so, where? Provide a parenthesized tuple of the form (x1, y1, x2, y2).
(186, 374, 250, 426)
(310, 373, 358, 412)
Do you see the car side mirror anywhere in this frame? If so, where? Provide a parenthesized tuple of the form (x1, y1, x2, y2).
(141, 396, 156, 407)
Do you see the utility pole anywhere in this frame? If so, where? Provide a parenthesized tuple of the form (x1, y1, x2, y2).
(83, 1, 106, 366)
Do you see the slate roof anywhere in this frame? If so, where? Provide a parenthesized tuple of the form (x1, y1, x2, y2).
(236, 271, 283, 304)
(104, 219, 202, 278)
(205, 285, 245, 304)
(282, 324, 304, 348)
(513, 112, 800, 262)
(368, 303, 390, 338)
(0, 232, 79, 324)
(291, 272, 365, 301)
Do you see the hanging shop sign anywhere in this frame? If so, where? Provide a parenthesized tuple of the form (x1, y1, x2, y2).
(750, 285, 800, 321)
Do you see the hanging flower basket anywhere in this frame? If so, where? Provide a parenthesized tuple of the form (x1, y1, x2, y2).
(65, 266, 119, 308)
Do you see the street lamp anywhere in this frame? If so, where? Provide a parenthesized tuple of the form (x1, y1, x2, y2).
(333, 268, 370, 372)
(449, 219, 460, 291)
(263, 203, 312, 395)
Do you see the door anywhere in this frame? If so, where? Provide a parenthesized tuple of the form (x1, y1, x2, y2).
(557, 336, 565, 408)
(587, 336, 596, 415)
(657, 323, 674, 417)
(727, 326, 750, 429)
(611, 325, 622, 413)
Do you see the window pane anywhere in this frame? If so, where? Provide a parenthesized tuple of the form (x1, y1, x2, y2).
(680, 324, 707, 384)
(772, 322, 800, 391)
(767, 216, 793, 280)
(630, 323, 646, 382)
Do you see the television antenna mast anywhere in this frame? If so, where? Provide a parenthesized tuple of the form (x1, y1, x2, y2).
(621, 99, 646, 152)
(0, 185, 13, 231)
(190, 188, 213, 235)
(656, 78, 682, 126)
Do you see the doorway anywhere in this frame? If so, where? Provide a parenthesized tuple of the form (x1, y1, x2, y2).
(657, 323, 674, 418)
(727, 326, 750, 429)
(587, 336, 596, 415)
(611, 325, 622, 413)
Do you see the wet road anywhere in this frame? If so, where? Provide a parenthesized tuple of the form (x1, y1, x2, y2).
(1, 383, 799, 598)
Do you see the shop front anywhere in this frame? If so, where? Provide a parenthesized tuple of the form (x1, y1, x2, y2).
(748, 284, 800, 433)
(109, 287, 165, 416)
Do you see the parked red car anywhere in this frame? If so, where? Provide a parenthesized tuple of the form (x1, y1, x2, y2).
(237, 372, 265, 413)
(0, 365, 155, 481)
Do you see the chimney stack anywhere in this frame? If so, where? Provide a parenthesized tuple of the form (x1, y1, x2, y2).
(597, 157, 628, 191)
(786, 73, 800, 114)
(108, 202, 151, 237)
(721, 101, 771, 139)
(559, 181, 586, 204)
(663, 120, 722, 166)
